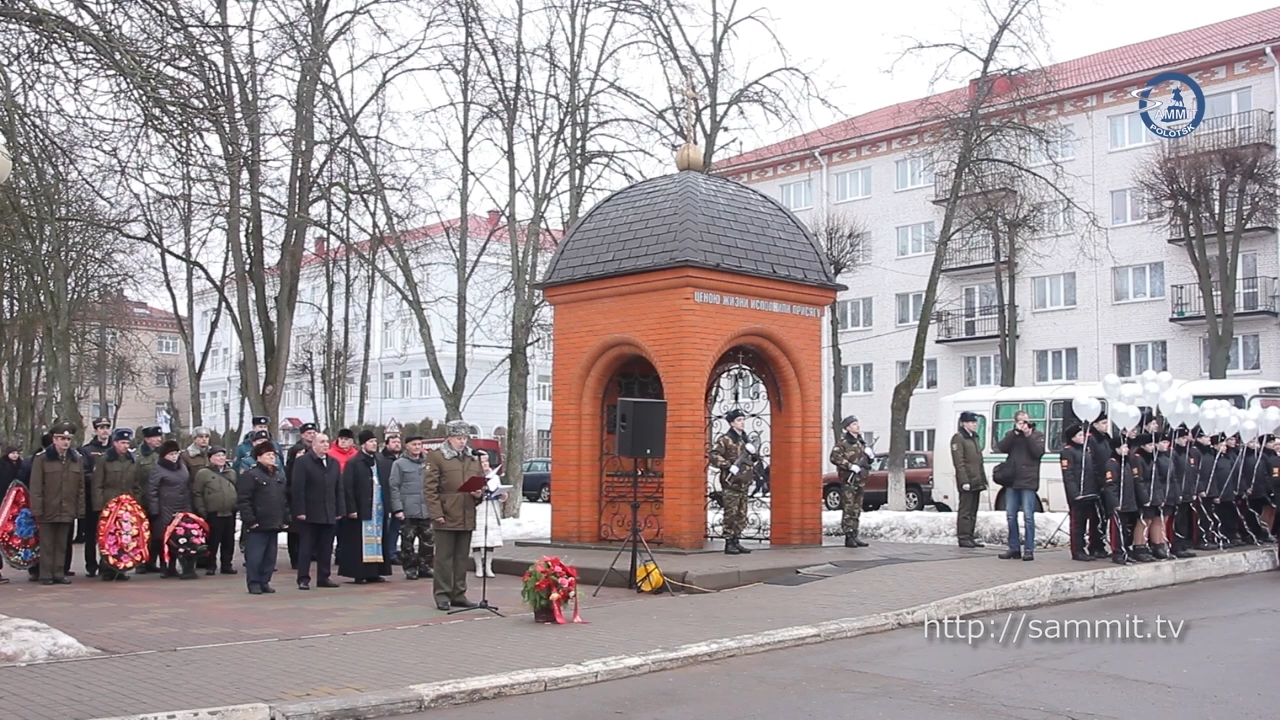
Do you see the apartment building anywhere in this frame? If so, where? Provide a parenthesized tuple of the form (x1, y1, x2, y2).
(715, 9, 1280, 461)
(191, 214, 554, 454)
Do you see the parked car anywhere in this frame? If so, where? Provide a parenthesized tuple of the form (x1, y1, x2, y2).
(821, 451, 933, 512)
(521, 458, 551, 502)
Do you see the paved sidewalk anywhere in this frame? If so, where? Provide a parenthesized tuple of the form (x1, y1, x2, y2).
(0, 542, 1248, 720)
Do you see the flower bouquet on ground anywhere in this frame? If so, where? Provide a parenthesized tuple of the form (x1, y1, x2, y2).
(0, 480, 38, 570)
(162, 512, 209, 565)
(521, 556, 586, 624)
(98, 495, 151, 571)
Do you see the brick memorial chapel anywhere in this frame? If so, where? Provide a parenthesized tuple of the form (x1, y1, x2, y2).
(540, 150, 844, 550)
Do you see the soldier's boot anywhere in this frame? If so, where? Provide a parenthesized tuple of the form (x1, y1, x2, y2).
(734, 537, 752, 554)
(1132, 545, 1156, 563)
(179, 558, 198, 580)
(1151, 543, 1171, 560)
(852, 532, 868, 547)
(845, 533, 859, 548)
(724, 539, 742, 555)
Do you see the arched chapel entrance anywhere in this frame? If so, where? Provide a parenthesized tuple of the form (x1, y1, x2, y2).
(705, 347, 774, 541)
(598, 357, 665, 543)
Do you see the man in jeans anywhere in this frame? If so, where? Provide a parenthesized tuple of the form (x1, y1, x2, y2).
(996, 411, 1045, 561)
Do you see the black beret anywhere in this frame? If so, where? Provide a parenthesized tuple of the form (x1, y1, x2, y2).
(358, 430, 377, 444)
(300, 423, 317, 434)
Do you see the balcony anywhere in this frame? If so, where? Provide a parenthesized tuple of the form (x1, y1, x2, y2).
(1166, 110, 1275, 157)
(941, 235, 1010, 274)
(1169, 276, 1278, 322)
(933, 306, 1017, 343)
(932, 163, 1019, 205)
(1166, 221, 1276, 245)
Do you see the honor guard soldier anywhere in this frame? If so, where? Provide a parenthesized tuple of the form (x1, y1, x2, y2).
(951, 411, 987, 548)
(829, 416, 870, 548)
(709, 409, 758, 555)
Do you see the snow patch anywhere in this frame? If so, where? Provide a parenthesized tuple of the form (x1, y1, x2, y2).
(824, 510, 1070, 547)
(0, 614, 98, 664)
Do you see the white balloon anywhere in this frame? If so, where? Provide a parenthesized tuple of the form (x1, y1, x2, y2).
(1265, 407, 1280, 434)
(1247, 408, 1263, 423)
(1167, 401, 1185, 428)
(1226, 416, 1240, 436)
(1127, 406, 1143, 432)
(1072, 395, 1097, 423)
(1184, 403, 1201, 428)
(1241, 420, 1260, 442)
(1120, 383, 1142, 403)
(1156, 371, 1173, 391)
(1142, 382, 1162, 407)
(1158, 389, 1179, 414)
(1178, 388, 1193, 403)
(1141, 369, 1158, 384)
(1102, 374, 1123, 400)
(1250, 398, 1263, 411)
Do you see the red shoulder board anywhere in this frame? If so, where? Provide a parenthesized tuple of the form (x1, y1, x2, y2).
(1060, 459, 1070, 469)
(1189, 458, 1197, 466)
(1132, 466, 1141, 476)
(1106, 471, 1113, 480)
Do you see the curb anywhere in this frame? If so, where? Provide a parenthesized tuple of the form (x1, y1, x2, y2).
(93, 547, 1277, 720)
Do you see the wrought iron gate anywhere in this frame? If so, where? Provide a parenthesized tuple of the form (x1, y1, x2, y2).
(705, 349, 772, 541)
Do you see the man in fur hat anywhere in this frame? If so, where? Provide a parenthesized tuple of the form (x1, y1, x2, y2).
(709, 409, 758, 555)
(950, 411, 986, 549)
(829, 415, 870, 548)
(30, 424, 84, 585)
(423, 420, 487, 610)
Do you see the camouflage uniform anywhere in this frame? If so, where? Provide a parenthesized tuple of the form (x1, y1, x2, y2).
(709, 429, 757, 553)
(830, 432, 871, 543)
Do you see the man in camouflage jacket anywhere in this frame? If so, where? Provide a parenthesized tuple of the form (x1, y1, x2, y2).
(830, 415, 871, 548)
(709, 409, 758, 555)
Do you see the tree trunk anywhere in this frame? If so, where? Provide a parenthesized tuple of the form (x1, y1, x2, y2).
(993, 230, 1015, 386)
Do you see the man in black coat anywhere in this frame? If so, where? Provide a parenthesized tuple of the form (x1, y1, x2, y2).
(236, 442, 289, 595)
(336, 431, 393, 583)
(1082, 416, 1113, 558)
(290, 432, 345, 590)
(995, 411, 1044, 561)
(1169, 428, 1199, 559)
(1061, 424, 1098, 562)
(284, 422, 318, 569)
(78, 417, 112, 576)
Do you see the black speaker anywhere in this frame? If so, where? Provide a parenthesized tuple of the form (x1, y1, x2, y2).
(616, 398, 667, 458)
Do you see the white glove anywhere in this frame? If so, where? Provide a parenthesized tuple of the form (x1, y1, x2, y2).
(850, 464, 862, 475)
(729, 465, 740, 475)
(864, 446, 876, 459)
(962, 483, 971, 491)
(745, 443, 756, 455)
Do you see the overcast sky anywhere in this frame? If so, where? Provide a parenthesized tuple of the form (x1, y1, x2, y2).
(749, 0, 1280, 151)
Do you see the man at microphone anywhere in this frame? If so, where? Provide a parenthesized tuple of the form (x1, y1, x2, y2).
(423, 421, 487, 611)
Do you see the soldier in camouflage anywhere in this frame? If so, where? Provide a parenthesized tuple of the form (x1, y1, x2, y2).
(830, 416, 871, 548)
(709, 409, 758, 555)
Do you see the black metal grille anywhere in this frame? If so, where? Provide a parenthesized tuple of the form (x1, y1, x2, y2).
(1169, 276, 1278, 320)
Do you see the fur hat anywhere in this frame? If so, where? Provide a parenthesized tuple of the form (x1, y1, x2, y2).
(193, 426, 212, 437)
(110, 428, 134, 444)
(300, 422, 318, 434)
(445, 420, 471, 438)
(338, 428, 355, 440)
(725, 409, 746, 423)
(358, 430, 377, 445)
(1063, 423, 1083, 442)
(253, 442, 278, 459)
(142, 426, 163, 438)
(159, 439, 181, 456)
(1132, 433, 1156, 447)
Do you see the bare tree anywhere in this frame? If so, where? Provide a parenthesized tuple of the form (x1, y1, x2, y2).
(1138, 130, 1279, 377)
(813, 211, 868, 439)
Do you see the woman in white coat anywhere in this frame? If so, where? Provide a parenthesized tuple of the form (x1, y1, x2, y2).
(471, 479, 505, 578)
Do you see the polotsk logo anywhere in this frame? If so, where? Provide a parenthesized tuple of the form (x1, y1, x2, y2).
(1129, 71, 1205, 139)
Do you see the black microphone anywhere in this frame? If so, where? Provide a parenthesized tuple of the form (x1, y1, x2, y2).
(470, 448, 487, 458)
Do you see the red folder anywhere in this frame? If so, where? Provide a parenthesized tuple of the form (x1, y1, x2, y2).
(457, 475, 488, 493)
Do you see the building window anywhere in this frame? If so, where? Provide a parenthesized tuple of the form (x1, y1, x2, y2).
(834, 168, 871, 202)
(1113, 262, 1165, 302)
(382, 372, 395, 398)
(836, 297, 873, 331)
(346, 376, 357, 405)
(963, 354, 1001, 387)
(896, 292, 924, 326)
(536, 429, 552, 458)
(897, 359, 938, 390)
(400, 371, 413, 399)
(535, 374, 552, 402)
(841, 363, 873, 394)
(1038, 201, 1072, 235)
(156, 335, 179, 355)
(779, 179, 813, 210)
(400, 319, 415, 348)
(908, 429, 936, 453)
(154, 368, 175, 388)
(382, 320, 397, 350)
(417, 369, 432, 398)
(1032, 272, 1076, 311)
(1202, 334, 1261, 374)
(91, 402, 118, 420)
(1116, 341, 1168, 378)
(1029, 125, 1076, 165)
(895, 157, 932, 190)
(895, 221, 935, 258)
(1034, 348, 1079, 383)
(1204, 87, 1252, 121)
(1108, 112, 1151, 149)
(1110, 188, 1152, 225)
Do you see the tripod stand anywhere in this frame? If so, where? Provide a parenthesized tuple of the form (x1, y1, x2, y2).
(594, 458, 674, 597)
(450, 482, 504, 617)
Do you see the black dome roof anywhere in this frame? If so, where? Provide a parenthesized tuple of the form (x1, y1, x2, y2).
(541, 171, 840, 290)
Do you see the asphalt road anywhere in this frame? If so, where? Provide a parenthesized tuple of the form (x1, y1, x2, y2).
(417, 573, 1279, 720)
